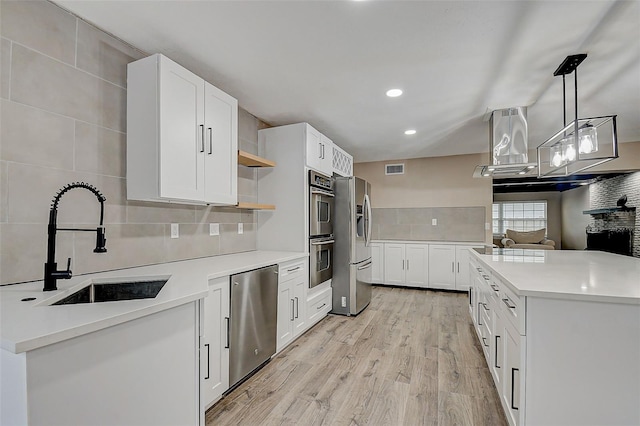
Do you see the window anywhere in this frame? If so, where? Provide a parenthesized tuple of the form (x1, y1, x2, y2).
(493, 201, 547, 235)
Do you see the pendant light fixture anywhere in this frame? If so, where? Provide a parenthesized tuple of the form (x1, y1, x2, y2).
(537, 54, 618, 177)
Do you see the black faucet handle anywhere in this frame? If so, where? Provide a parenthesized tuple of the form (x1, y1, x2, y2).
(65, 257, 72, 272)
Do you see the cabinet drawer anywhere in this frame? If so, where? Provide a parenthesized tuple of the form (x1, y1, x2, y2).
(279, 259, 306, 283)
(496, 276, 525, 335)
(307, 287, 332, 324)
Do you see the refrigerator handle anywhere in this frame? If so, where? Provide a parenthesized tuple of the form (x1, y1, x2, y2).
(364, 193, 372, 246)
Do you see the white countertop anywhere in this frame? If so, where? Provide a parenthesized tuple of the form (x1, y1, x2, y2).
(471, 249, 640, 304)
(0, 251, 307, 353)
(371, 239, 484, 246)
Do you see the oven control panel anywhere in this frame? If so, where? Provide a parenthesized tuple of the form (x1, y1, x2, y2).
(309, 170, 334, 191)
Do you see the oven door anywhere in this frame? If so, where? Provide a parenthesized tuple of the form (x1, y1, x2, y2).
(309, 188, 334, 237)
(309, 237, 334, 288)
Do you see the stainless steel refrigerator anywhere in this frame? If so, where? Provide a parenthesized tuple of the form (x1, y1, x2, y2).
(331, 176, 373, 316)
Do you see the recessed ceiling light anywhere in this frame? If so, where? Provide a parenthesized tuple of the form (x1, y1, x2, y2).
(404, 129, 416, 135)
(386, 89, 403, 97)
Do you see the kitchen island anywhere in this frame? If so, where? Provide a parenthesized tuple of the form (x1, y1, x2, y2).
(0, 251, 306, 425)
(469, 248, 640, 426)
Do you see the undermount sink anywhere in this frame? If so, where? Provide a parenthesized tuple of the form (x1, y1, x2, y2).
(44, 276, 170, 306)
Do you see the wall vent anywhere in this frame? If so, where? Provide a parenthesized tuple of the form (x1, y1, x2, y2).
(385, 163, 405, 175)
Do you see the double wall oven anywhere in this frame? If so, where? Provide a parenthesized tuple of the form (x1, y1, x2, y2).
(309, 171, 334, 288)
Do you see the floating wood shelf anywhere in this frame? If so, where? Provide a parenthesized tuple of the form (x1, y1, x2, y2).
(583, 207, 636, 215)
(236, 202, 276, 210)
(237, 150, 276, 168)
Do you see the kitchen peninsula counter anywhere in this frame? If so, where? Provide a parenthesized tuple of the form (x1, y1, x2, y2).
(470, 248, 640, 304)
(0, 251, 307, 353)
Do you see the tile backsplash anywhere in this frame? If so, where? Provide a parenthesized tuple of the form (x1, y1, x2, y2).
(371, 207, 486, 242)
(0, 0, 263, 285)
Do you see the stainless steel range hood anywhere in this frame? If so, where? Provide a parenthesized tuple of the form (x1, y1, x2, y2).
(473, 107, 537, 178)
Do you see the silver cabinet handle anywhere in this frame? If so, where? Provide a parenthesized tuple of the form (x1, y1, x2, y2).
(482, 337, 489, 347)
(290, 299, 295, 321)
(452, 262, 454, 273)
(502, 298, 517, 309)
(476, 267, 482, 272)
(199, 125, 205, 152)
(477, 303, 483, 325)
(208, 127, 213, 154)
(224, 317, 230, 349)
(319, 142, 323, 159)
(316, 303, 327, 310)
(402, 259, 405, 270)
(490, 284, 500, 292)
(457, 262, 460, 273)
(287, 266, 301, 272)
(495, 335, 501, 369)
(294, 297, 299, 319)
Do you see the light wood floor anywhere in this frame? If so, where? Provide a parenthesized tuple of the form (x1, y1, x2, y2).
(206, 286, 507, 426)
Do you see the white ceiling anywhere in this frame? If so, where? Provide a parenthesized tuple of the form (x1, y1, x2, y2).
(54, 0, 640, 163)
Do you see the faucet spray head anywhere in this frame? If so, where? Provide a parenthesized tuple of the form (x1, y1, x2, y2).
(94, 227, 107, 253)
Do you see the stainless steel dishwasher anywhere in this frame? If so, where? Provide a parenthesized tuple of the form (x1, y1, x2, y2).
(228, 264, 279, 388)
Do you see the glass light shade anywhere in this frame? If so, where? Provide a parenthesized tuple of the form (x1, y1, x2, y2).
(579, 125, 598, 154)
(563, 135, 577, 162)
(550, 143, 566, 167)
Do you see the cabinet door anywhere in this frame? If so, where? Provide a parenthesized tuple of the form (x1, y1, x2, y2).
(332, 144, 353, 177)
(202, 277, 230, 408)
(370, 243, 384, 283)
(503, 321, 522, 426)
(428, 245, 456, 289)
(319, 134, 334, 175)
(491, 311, 503, 388)
(305, 125, 324, 173)
(384, 243, 405, 285)
(455, 245, 482, 290)
(292, 278, 307, 336)
(203, 82, 238, 204)
(405, 244, 429, 287)
(276, 283, 293, 352)
(159, 56, 205, 201)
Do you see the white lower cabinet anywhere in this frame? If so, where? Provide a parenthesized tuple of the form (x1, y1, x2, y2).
(428, 245, 456, 290)
(370, 242, 384, 283)
(502, 319, 524, 426)
(276, 259, 308, 353)
(383, 243, 428, 287)
(201, 276, 230, 409)
(374, 241, 482, 290)
(307, 286, 332, 325)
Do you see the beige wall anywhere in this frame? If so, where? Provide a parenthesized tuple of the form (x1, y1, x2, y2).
(493, 192, 563, 249)
(561, 186, 590, 250)
(588, 141, 640, 173)
(354, 153, 493, 242)
(0, 1, 262, 285)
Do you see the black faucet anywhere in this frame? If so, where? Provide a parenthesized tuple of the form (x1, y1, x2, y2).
(44, 182, 107, 291)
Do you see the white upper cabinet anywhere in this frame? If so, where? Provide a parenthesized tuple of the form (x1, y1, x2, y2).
(305, 125, 333, 175)
(127, 54, 237, 205)
(332, 143, 353, 177)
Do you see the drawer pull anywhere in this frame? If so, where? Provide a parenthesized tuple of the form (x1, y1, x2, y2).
(482, 337, 489, 347)
(287, 266, 301, 272)
(502, 298, 517, 309)
(490, 284, 500, 292)
(476, 267, 482, 272)
(511, 368, 520, 410)
(495, 335, 501, 369)
(316, 302, 327, 310)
